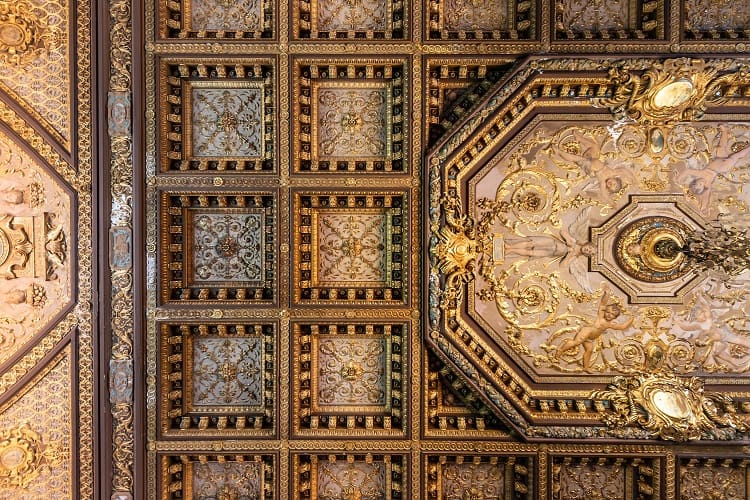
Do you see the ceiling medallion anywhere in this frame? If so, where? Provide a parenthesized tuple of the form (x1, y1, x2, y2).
(591, 371, 749, 442)
(595, 58, 750, 124)
(0, 1, 56, 65)
(0, 424, 63, 488)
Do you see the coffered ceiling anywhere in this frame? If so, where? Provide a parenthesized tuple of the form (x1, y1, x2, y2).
(138, 0, 750, 498)
(3, 0, 750, 498)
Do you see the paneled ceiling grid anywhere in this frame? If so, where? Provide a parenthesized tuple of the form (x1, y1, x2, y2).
(140, 0, 750, 498)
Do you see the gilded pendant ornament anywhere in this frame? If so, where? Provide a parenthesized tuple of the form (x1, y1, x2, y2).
(591, 372, 749, 442)
(0, 424, 64, 489)
(0, 1, 57, 65)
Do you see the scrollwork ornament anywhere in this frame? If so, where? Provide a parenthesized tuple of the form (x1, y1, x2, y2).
(591, 372, 749, 441)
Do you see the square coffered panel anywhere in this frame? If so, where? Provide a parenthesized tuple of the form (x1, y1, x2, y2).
(160, 192, 276, 304)
(161, 455, 275, 498)
(553, 0, 665, 40)
(426, 0, 535, 40)
(159, 0, 273, 38)
(293, 0, 404, 39)
(311, 209, 390, 287)
(159, 322, 276, 437)
(293, 59, 407, 173)
(424, 454, 535, 499)
(186, 83, 265, 160)
(550, 455, 661, 500)
(159, 58, 275, 172)
(293, 454, 405, 498)
(191, 211, 265, 285)
(683, 0, 750, 38)
(293, 322, 406, 436)
(191, 462, 264, 497)
(292, 192, 406, 304)
(679, 459, 749, 499)
(312, 82, 392, 163)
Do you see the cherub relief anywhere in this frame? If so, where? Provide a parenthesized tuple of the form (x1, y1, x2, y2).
(555, 286, 634, 372)
(550, 129, 634, 204)
(675, 292, 750, 372)
(676, 125, 750, 212)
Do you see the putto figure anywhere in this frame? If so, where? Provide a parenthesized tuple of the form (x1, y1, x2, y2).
(555, 286, 634, 372)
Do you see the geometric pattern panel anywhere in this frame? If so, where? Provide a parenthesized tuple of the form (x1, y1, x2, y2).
(159, 59, 275, 172)
(161, 454, 274, 498)
(292, 454, 405, 499)
(160, 192, 276, 304)
(554, 0, 665, 40)
(293, 59, 407, 173)
(293, 322, 406, 436)
(159, 0, 273, 38)
(293, 192, 406, 304)
(424, 454, 534, 499)
(551, 456, 660, 500)
(293, 0, 404, 39)
(159, 322, 275, 437)
(426, 0, 535, 40)
(684, 0, 750, 39)
(0, 349, 70, 498)
(0, 0, 72, 146)
(679, 458, 748, 500)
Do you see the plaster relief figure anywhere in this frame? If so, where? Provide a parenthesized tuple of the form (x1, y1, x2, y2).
(555, 286, 634, 372)
(675, 292, 750, 372)
(551, 129, 634, 203)
(676, 125, 750, 212)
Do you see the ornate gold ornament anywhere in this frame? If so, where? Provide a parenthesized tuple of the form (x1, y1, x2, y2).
(0, 423, 64, 489)
(596, 58, 750, 124)
(591, 372, 749, 441)
(0, 1, 57, 65)
(432, 194, 481, 309)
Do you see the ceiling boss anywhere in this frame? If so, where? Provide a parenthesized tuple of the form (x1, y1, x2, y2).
(431, 58, 750, 441)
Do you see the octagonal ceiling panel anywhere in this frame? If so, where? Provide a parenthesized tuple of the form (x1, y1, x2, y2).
(428, 56, 750, 441)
